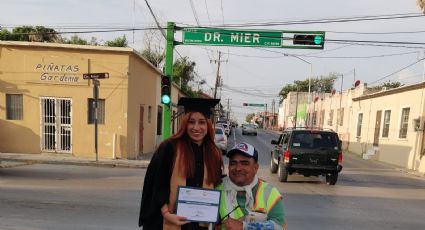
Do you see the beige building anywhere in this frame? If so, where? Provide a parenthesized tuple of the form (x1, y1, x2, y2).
(300, 82, 425, 173)
(0, 41, 180, 160)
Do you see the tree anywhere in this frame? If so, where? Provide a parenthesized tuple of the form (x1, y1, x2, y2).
(368, 81, 403, 91)
(66, 34, 88, 45)
(278, 73, 338, 103)
(173, 57, 199, 97)
(105, 35, 127, 47)
(0, 29, 12, 40)
(140, 29, 165, 68)
(418, 0, 425, 13)
(246, 113, 255, 123)
(141, 48, 164, 68)
(3, 26, 61, 42)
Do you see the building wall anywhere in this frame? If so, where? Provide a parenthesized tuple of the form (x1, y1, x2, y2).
(127, 53, 161, 159)
(0, 42, 161, 160)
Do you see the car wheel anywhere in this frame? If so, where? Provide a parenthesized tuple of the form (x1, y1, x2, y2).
(326, 173, 338, 185)
(270, 156, 278, 174)
(254, 133, 257, 136)
(278, 162, 288, 182)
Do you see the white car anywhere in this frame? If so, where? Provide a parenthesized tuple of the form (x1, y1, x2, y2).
(242, 124, 257, 136)
(216, 122, 230, 136)
(214, 126, 228, 154)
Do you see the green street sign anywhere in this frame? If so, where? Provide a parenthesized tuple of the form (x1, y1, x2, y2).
(243, 103, 265, 107)
(182, 28, 325, 49)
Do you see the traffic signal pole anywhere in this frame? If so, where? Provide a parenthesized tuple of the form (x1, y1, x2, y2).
(163, 22, 175, 139)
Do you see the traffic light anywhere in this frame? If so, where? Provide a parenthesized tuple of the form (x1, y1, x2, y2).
(293, 34, 324, 46)
(243, 103, 248, 106)
(161, 75, 171, 105)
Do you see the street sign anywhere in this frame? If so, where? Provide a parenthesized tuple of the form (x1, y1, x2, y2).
(182, 28, 325, 49)
(83, 73, 110, 80)
(243, 103, 265, 107)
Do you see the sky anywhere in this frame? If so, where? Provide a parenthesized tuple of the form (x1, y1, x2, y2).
(1, 0, 425, 124)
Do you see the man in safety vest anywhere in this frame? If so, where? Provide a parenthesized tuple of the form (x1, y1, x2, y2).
(217, 142, 286, 230)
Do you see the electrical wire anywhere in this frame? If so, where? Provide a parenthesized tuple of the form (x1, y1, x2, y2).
(368, 58, 425, 85)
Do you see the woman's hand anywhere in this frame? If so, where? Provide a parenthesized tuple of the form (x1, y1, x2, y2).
(163, 212, 190, 226)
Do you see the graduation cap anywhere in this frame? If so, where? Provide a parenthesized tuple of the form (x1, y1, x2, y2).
(177, 97, 220, 117)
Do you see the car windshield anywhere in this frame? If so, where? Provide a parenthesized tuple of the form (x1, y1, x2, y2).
(215, 128, 224, 134)
(245, 124, 256, 128)
(290, 131, 339, 150)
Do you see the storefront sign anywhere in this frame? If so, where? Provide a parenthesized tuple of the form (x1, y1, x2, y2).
(35, 63, 81, 83)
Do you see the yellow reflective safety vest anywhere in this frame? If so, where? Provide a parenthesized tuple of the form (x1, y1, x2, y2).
(216, 179, 282, 229)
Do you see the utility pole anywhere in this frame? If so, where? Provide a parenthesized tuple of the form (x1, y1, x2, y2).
(337, 74, 344, 133)
(213, 51, 222, 99)
(226, 98, 231, 121)
(272, 99, 275, 128)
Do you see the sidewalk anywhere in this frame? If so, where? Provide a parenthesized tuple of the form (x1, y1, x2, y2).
(0, 152, 151, 169)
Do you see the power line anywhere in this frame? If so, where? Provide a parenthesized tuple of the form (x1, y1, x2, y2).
(368, 58, 425, 85)
(179, 12, 425, 28)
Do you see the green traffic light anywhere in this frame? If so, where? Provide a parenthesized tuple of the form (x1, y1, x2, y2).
(314, 35, 323, 45)
(161, 95, 171, 104)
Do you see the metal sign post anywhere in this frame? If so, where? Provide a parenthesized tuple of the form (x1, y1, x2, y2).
(83, 72, 109, 161)
(93, 79, 99, 162)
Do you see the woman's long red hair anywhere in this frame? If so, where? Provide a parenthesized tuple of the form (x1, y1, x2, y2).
(170, 112, 223, 186)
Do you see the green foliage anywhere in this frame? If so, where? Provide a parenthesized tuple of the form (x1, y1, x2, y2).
(173, 57, 198, 96)
(369, 81, 403, 91)
(0, 26, 60, 42)
(66, 34, 88, 45)
(0, 29, 12, 40)
(279, 73, 338, 103)
(141, 48, 164, 68)
(104, 35, 127, 47)
(246, 113, 255, 123)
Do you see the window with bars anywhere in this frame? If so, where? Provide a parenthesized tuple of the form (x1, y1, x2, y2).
(338, 108, 344, 126)
(328, 109, 334, 126)
(399, 107, 410, 139)
(382, 110, 391, 138)
(88, 98, 105, 124)
(6, 94, 23, 120)
(356, 113, 363, 137)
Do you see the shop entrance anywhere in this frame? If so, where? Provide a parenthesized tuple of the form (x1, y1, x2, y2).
(40, 97, 72, 153)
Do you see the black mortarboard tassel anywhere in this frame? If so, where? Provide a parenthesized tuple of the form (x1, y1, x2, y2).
(177, 97, 220, 117)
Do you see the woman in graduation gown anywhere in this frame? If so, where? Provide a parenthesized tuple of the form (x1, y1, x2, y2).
(139, 98, 224, 230)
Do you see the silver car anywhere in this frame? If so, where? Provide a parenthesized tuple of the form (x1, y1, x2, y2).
(214, 126, 228, 154)
(242, 124, 257, 136)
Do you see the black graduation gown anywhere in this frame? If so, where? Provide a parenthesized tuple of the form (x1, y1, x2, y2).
(138, 140, 207, 230)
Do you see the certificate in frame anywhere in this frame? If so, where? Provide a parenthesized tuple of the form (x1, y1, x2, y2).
(175, 186, 221, 223)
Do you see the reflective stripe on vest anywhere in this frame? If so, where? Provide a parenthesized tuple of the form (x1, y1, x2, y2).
(253, 180, 282, 213)
(217, 180, 282, 229)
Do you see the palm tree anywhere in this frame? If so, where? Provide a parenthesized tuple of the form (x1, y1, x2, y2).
(418, 0, 425, 13)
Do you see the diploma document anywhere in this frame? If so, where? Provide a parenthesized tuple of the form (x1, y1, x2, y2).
(176, 186, 221, 223)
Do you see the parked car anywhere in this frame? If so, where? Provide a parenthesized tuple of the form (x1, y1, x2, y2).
(214, 126, 228, 154)
(216, 122, 231, 136)
(242, 124, 257, 136)
(270, 128, 343, 185)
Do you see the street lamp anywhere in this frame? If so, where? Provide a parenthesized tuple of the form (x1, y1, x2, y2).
(284, 54, 313, 126)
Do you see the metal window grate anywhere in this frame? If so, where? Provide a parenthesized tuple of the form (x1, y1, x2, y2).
(40, 98, 72, 153)
(6, 94, 23, 120)
(356, 113, 363, 137)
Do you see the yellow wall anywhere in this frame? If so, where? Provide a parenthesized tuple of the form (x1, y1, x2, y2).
(0, 42, 161, 159)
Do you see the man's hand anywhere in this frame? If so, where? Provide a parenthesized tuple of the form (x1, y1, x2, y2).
(223, 217, 243, 230)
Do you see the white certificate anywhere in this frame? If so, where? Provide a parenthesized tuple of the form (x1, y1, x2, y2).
(176, 186, 221, 223)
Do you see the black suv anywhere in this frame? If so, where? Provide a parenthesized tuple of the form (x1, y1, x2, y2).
(270, 128, 343, 185)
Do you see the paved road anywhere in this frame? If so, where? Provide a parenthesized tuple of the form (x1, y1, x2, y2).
(1, 127, 425, 229)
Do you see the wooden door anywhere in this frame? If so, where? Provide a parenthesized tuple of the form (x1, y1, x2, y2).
(373, 110, 382, 146)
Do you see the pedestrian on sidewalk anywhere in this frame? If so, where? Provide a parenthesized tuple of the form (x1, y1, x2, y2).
(138, 97, 224, 230)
